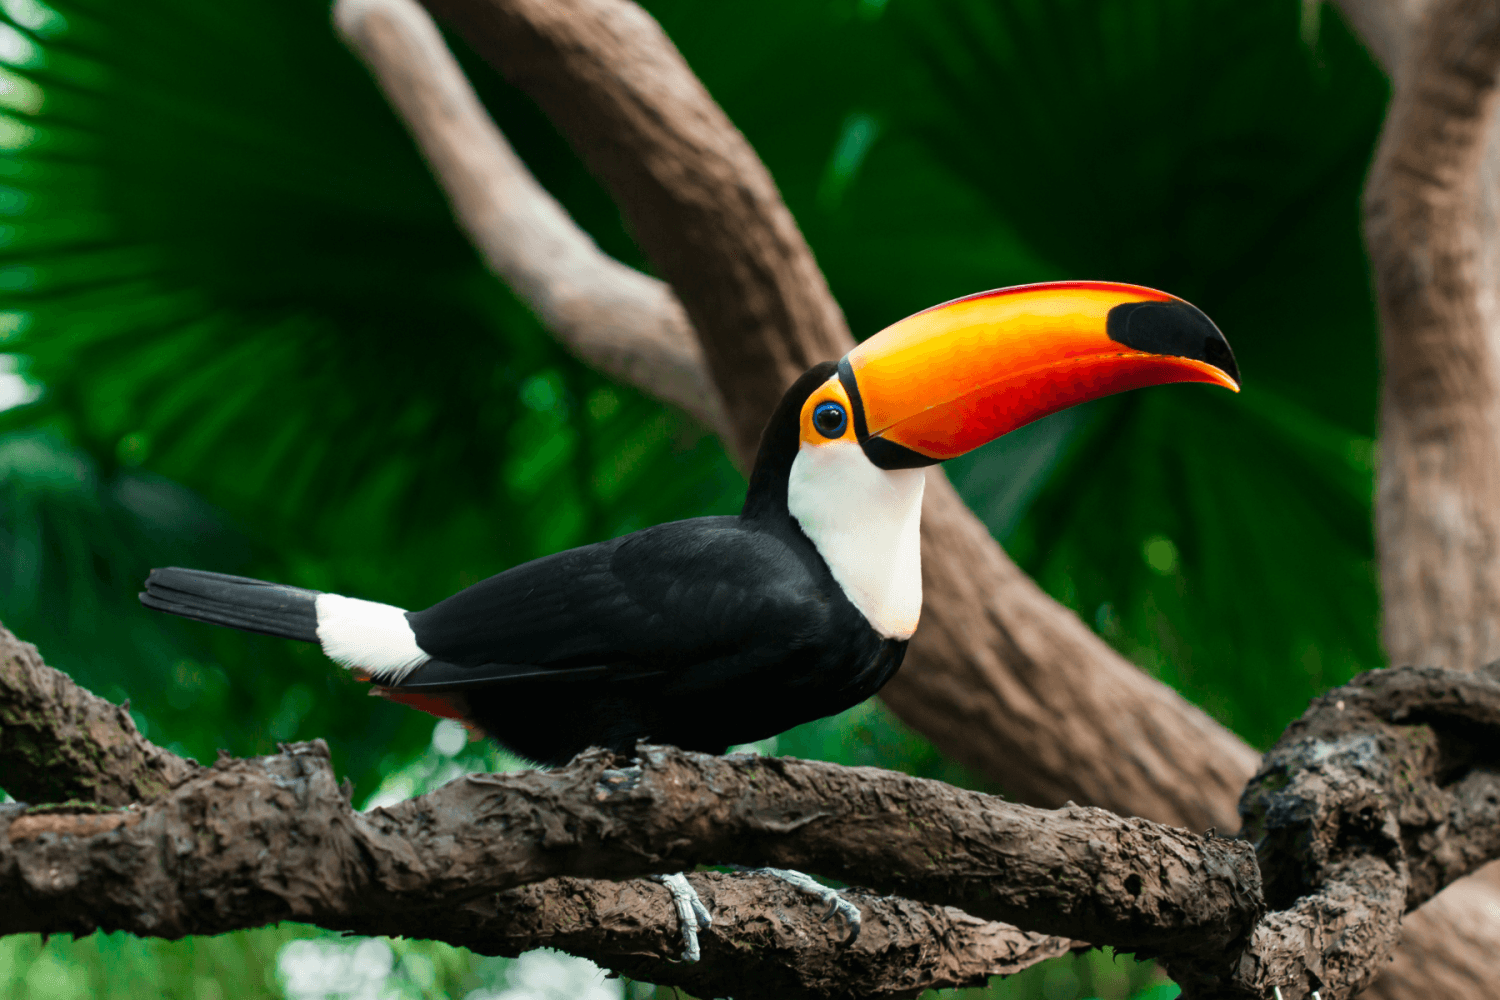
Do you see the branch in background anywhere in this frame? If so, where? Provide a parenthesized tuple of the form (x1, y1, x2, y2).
(0, 628, 197, 806)
(330, 0, 1264, 832)
(1364, 0, 1500, 675)
(1329, 0, 1500, 994)
(410, 0, 854, 466)
(332, 0, 727, 435)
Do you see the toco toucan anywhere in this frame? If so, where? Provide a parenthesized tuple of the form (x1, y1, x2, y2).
(141, 281, 1238, 766)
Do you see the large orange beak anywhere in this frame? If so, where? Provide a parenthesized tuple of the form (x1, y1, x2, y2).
(839, 280, 1239, 469)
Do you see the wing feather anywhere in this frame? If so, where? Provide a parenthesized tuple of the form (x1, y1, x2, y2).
(400, 517, 826, 687)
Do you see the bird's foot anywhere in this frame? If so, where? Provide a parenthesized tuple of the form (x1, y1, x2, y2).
(740, 866, 862, 943)
(652, 872, 712, 962)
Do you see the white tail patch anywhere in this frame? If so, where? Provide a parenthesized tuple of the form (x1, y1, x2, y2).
(787, 440, 925, 639)
(314, 593, 430, 682)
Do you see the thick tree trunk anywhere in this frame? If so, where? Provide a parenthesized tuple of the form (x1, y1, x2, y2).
(1366, 0, 1500, 671)
(1336, 0, 1500, 996)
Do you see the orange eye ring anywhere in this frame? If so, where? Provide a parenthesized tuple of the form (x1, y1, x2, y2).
(799, 378, 857, 446)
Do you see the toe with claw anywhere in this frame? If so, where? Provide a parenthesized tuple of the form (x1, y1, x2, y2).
(652, 873, 712, 962)
(750, 866, 862, 944)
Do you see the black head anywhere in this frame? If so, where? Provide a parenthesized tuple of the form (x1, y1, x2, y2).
(741, 361, 839, 522)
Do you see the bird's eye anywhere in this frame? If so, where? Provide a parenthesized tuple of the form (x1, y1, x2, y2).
(812, 401, 847, 439)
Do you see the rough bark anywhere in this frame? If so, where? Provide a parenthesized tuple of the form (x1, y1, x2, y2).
(1200, 664, 1500, 999)
(463, 874, 1080, 999)
(3, 741, 1258, 956)
(389, 0, 1259, 834)
(8, 650, 1500, 1000)
(0, 629, 197, 806)
(0, 627, 1081, 998)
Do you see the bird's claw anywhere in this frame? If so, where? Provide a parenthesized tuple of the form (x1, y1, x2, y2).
(753, 866, 862, 944)
(652, 873, 712, 963)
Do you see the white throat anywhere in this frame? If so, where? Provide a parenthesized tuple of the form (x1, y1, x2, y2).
(787, 441, 925, 639)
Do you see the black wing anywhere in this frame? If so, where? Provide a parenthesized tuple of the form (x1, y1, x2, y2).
(397, 516, 830, 689)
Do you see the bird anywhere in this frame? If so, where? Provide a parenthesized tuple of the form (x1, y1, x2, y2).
(140, 280, 1238, 961)
(141, 281, 1238, 767)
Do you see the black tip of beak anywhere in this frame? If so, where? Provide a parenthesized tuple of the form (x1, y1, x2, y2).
(1106, 299, 1239, 385)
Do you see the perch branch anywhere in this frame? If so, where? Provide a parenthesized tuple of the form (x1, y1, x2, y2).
(0, 628, 197, 806)
(460, 873, 1080, 999)
(2, 741, 1259, 959)
(10, 627, 1500, 1000)
(0, 626, 1076, 998)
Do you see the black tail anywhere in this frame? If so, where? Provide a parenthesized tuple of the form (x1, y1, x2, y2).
(140, 567, 321, 643)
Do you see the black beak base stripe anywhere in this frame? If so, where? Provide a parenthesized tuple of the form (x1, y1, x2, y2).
(839, 353, 943, 469)
(862, 436, 942, 470)
(837, 356, 870, 442)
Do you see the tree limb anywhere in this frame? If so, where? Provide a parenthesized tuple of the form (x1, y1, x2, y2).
(0, 628, 197, 807)
(1, 739, 1258, 957)
(332, 0, 728, 435)
(0, 626, 1079, 997)
(10, 644, 1500, 999)
(1364, 0, 1500, 674)
(459, 874, 1080, 1000)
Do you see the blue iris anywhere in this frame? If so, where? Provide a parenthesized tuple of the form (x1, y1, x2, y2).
(813, 401, 848, 438)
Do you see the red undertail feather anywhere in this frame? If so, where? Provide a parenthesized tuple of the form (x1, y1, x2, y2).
(371, 686, 473, 725)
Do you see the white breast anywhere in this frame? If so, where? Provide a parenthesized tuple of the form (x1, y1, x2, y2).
(786, 440, 925, 640)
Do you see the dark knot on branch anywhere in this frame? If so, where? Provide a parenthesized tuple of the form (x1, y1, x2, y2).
(1166, 664, 1500, 999)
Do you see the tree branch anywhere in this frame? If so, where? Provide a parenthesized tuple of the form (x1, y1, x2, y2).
(460, 873, 1080, 999)
(1364, 0, 1500, 674)
(0, 627, 1079, 998)
(9, 620, 1500, 999)
(0, 629, 197, 807)
(332, 0, 728, 435)
(1, 739, 1258, 957)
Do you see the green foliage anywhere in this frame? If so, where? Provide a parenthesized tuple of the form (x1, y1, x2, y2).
(658, 0, 1388, 748)
(0, 0, 1390, 995)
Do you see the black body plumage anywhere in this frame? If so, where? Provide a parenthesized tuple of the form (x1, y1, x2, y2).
(140, 363, 908, 765)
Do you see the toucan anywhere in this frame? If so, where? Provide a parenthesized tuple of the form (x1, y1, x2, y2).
(140, 281, 1238, 765)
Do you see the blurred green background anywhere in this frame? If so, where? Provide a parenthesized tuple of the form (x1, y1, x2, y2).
(0, 0, 1386, 996)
